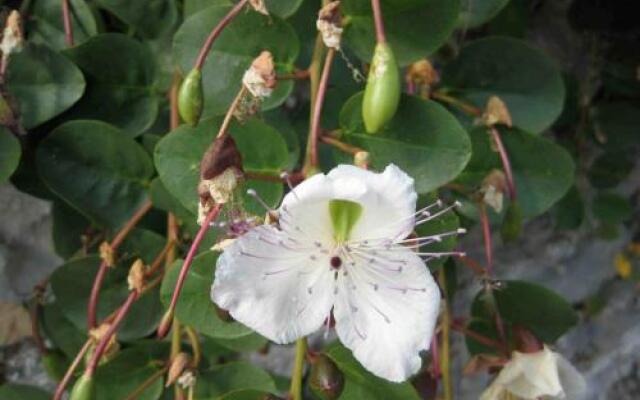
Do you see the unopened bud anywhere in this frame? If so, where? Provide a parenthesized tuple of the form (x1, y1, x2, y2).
(317, 2, 342, 50)
(308, 354, 345, 400)
(178, 68, 204, 126)
(166, 353, 191, 387)
(249, 0, 269, 15)
(353, 151, 370, 169)
(69, 372, 95, 400)
(99, 241, 115, 267)
(243, 51, 276, 99)
(480, 169, 507, 213)
(127, 259, 146, 292)
(362, 42, 401, 134)
(157, 309, 174, 339)
(482, 96, 512, 128)
(198, 135, 244, 215)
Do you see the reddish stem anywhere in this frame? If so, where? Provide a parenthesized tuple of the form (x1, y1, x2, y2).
(450, 320, 506, 354)
(87, 201, 153, 329)
(86, 291, 139, 376)
(53, 339, 92, 400)
(61, 0, 74, 46)
(320, 135, 364, 156)
(309, 48, 336, 167)
(478, 203, 493, 276)
(488, 127, 517, 200)
(194, 0, 249, 70)
(157, 204, 222, 338)
(430, 333, 441, 378)
(370, 0, 387, 43)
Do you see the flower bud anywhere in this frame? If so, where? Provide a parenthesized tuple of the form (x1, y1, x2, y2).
(99, 241, 115, 267)
(69, 372, 95, 400)
(481, 96, 512, 128)
(178, 68, 204, 126)
(362, 42, 401, 134)
(127, 258, 146, 292)
(308, 354, 345, 400)
(500, 200, 522, 243)
(317, 2, 342, 50)
(166, 353, 191, 387)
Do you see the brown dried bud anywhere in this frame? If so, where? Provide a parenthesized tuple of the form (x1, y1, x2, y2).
(127, 259, 146, 292)
(482, 95, 512, 128)
(406, 59, 439, 87)
(249, 0, 269, 15)
(480, 169, 507, 213)
(242, 51, 276, 98)
(166, 353, 191, 387)
(200, 134, 243, 181)
(317, 1, 342, 49)
(99, 241, 115, 267)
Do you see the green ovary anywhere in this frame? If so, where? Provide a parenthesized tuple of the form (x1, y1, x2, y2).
(329, 199, 363, 243)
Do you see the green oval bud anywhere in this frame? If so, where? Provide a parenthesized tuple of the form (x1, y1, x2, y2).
(69, 373, 96, 400)
(178, 68, 204, 126)
(500, 200, 522, 242)
(308, 354, 345, 400)
(362, 42, 401, 134)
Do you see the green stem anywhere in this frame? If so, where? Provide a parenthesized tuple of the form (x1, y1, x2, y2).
(289, 337, 308, 400)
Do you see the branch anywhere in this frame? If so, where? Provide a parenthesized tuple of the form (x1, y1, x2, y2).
(431, 91, 482, 117)
(61, 0, 74, 46)
(52, 339, 92, 400)
(309, 48, 336, 168)
(488, 127, 517, 200)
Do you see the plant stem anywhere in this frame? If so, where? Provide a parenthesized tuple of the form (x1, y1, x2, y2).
(488, 127, 517, 200)
(125, 365, 169, 400)
(289, 337, 307, 400)
(157, 204, 223, 338)
(478, 203, 493, 275)
(145, 239, 176, 277)
(309, 48, 336, 168)
(170, 70, 182, 129)
(450, 320, 506, 353)
(185, 326, 202, 367)
(194, 0, 249, 70)
(170, 319, 183, 399)
(320, 134, 364, 155)
(61, 0, 74, 46)
(88, 200, 153, 329)
(217, 86, 247, 139)
(303, 33, 326, 175)
(432, 91, 482, 117)
(438, 269, 452, 400)
(86, 291, 139, 376)
(52, 339, 92, 400)
(370, 0, 387, 43)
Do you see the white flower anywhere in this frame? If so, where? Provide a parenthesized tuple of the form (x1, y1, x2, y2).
(481, 346, 587, 400)
(212, 164, 464, 382)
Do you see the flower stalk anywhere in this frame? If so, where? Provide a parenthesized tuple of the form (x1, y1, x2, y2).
(289, 337, 308, 400)
(61, 0, 74, 46)
(488, 127, 517, 201)
(309, 48, 336, 168)
(370, 0, 386, 44)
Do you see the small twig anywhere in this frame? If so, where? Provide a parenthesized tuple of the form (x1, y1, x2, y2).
(124, 364, 169, 400)
(309, 48, 336, 167)
(450, 320, 506, 353)
(157, 205, 223, 338)
(320, 135, 365, 155)
(432, 91, 482, 117)
(87, 201, 153, 329)
(277, 69, 310, 81)
(438, 269, 452, 400)
(478, 203, 493, 276)
(145, 239, 176, 278)
(184, 327, 202, 367)
(458, 255, 487, 276)
(370, 0, 387, 43)
(194, 0, 249, 70)
(61, 0, 74, 46)
(53, 339, 92, 400)
(303, 33, 326, 175)
(488, 127, 517, 200)
(216, 86, 247, 139)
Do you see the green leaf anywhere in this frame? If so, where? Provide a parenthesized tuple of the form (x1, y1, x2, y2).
(194, 362, 276, 399)
(218, 390, 278, 400)
(42, 301, 87, 359)
(588, 151, 634, 189)
(50, 255, 163, 341)
(185, 0, 303, 18)
(0, 384, 49, 400)
(324, 343, 420, 399)
(64, 34, 159, 135)
(37, 120, 154, 229)
(441, 36, 565, 133)
(337, 93, 471, 194)
(5, 43, 85, 129)
(27, 0, 98, 49)
(457, 0, 510, 28)
(593, 101, 640, 150)
(161, 251, 254, 339)
(592, 192, 632, 224)
(0, 128, 20, 183)
(173, 5, 299, 118)
(94, 346, 166, 400)
(51, 200, 89, 258)
(95, 0, 178, 38)
(457, 126, 575, 218)
(154, 117, 287, 216)
(342, 0, 460, 66)
(552, 185, 584, 230)
(416, 194, 460, 269)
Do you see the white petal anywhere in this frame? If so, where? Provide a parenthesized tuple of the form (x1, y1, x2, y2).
(492, 348, 563, 399)
(333, 246, 440, 382)
(280, 164, 417, 243)
(211, 225, 335, 344)
(555, 352, 587, 400)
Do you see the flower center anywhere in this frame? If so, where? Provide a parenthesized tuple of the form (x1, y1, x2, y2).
(330, 256, 342, 269)
(328, 199, 363, 243)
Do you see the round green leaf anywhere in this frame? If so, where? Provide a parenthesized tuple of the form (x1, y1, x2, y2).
(593, 101, 640, 150)
(184, 0, 303, 18)
(552, 185, 584, 230)
(194, 362, 276, 399)
(161, 251, 254, 339)
(219, 390, 278, 400)
(51, 200, 89, 258)
(50, 255, 163, 341)
(27, 0, 98, 50)
(0, 384, 49, 400)
(0, 128, 20, 183)
(64, 34, 159, 135)
(324, 343, 421, 399)
(456, 126, 575, 218)
(588, 151, 634, 189)
(42, 301, 87, 359)
(457, 0, 510, 28)
(154, 117, 288, 216)
(173, 5, 299, 118)
(95, 0, 178, 38)
(592, 192, 632, 224)
(337, 93, 471, 194)
(441, 36, 565, 133)
(5, 43, 85, 129)
(37, 120, 154, 229)
(342, 0, 460, 66)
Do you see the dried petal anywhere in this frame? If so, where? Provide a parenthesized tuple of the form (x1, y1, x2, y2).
(481, 169, 507, 213)
(166, 353, 191, 387)
(99, 241, 115, 267)
(127, 259, 146, 292)
(317, 2, 342, 50)
(242, 51, 276, 98)
(482, 96, 513, 128)
(249, 0, 269, 15)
